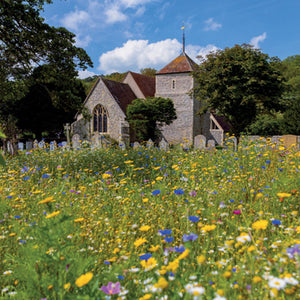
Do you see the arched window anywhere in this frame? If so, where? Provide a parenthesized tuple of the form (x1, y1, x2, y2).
(93, 104, 108, 133)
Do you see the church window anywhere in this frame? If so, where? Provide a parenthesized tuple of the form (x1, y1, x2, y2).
(93, 104, 108, 133)
(210, 118, 219, 130)
(172, 79, 176, 89)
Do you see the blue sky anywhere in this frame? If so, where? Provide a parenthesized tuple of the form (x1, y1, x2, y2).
(41, 0, 300, 78)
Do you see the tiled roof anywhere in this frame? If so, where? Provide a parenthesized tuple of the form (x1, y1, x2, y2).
(102, 78, 137, 113)
(157, 52, 197, 75)
(127, 71, 155, 98)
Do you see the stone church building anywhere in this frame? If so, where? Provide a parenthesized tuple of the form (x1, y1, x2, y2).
(72, 51, 228, 146)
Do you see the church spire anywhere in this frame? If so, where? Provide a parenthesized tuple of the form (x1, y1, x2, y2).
(181, 22, 185, 53)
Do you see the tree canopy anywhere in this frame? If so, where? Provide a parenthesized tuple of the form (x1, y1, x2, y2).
(192, 44, 286, 138)
(126, 97, 177, 143)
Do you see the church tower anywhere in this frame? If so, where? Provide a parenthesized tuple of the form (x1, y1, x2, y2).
(155, 51, 202, 144)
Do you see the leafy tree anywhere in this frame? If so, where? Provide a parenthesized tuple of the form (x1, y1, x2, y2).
(126, 97, 177, 142)
(192, 44, 286, 140)
(140, 68, 157, 77)
(103, 72, 126, 82)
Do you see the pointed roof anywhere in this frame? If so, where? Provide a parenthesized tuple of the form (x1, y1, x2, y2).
(157, 52, 197, 75)
(102, 78, 137, 113)
(124, 71, 155, 98)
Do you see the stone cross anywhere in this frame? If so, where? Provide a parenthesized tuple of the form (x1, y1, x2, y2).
(64, 123, 71, 145)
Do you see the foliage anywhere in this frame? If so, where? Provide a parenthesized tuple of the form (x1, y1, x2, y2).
(192, 44, 286, 139)
(103, 72, 126, 82)
(140, 68, 157, 77)
(126, 97, 177, 142)
(0, 140, 299, 299)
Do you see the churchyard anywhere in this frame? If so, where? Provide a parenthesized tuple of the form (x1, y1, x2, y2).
(0, 137, 299, 299)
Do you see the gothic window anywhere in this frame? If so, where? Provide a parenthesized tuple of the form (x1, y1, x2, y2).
(93, 104, 108, 133)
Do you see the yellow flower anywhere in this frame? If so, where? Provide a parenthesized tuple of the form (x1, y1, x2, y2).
(64, 282, 71, 290)
(277, 192, 291, 198)
(178, 249, 189, 260)
(74, 218, 85, 223)
(201, 224, 216, 232)
(45, 211, 60, 219)
(253, 276, 262, 283)
(153, 277, 169, 289)
(166, 259, 179, 273)
(139, 225, 151, 232)
(247, 245, 256, 252)
(149, 245, 160, 252)
(139, 294, 152, 300)
(156, 176, 163, 181)
(217, 289, 225, 296)
(75, 272, 93, 288)
(9, 233, 16, 237)
(48, 285, 53, 290)
(134, 237, 147, 248)
(223, 271, 231, 279)
(140, 257, 157, 270)
(252, 220, 268, 230)
(38, 196, 54, 204)
(197, 255, 206, 264)
(142, 198, 149, 203)
(102, 173, 111, 179)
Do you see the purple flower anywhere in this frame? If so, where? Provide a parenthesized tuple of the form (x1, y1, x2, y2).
(174, 245, 185, 253)
(272, 219, 281, 225)
(233, 210, 241, 215)
(139, 253, 152, 261)
(101, 282, 121, 295)
(183, 233, 198, 242)
(159, 229, 172, 236)
(189, 190, 197, 197)
(174, 189, 184, 195)
(66, 264, 70, 271)
(152, 189, 161, 196)
(188, 216, 199, 222)
(164, 236, 174, 243)
(286, 244, 300, 259)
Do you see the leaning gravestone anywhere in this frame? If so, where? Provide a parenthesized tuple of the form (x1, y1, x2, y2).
(33, 140, 38, 149)
(194, 135, 206, 150)
(146, 139, 154, 148)
(72, 134, 80, 150)
(159, 138, 169, 151)
(207, 139, 215, 150)
(26, 141, 33, 150)
(18, 142, 24, 151)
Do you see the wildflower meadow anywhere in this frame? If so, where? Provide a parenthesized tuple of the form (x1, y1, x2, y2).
(0, 138, 299, 299)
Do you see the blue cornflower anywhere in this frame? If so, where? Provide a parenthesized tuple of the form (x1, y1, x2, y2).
(42, 174, 50, 178)
(272, 219, 281, 225)
(118, 275, 124, 280)
(174, 189, 184, 195)
(152, 189, 161, 196)
(174, 245, 185, 253)
(139, 253, 152, 261)
(164, 236, 174, 243)
(159, 229, 172, 236)
(188, 216, 199, 222)
(23, 176, 30, 180)
(182, 233, 198, 242)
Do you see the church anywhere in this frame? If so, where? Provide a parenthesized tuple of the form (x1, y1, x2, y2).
(71, 50, 229, 146)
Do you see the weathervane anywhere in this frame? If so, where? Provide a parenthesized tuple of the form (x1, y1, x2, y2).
(181, 22, 185, 53)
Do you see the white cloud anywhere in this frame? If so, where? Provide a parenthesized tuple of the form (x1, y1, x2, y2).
(75, 35, 92, 48)
(61, 9, 90, 31)
(97, 39, 219, 74)
(204, 18, 222, 31)
(77, 70, 97, 79)
(250, 32, 267, 49)
(98, 39, 181, 74)
(120, 0, 156, 8)
(105, 5, 128, 23)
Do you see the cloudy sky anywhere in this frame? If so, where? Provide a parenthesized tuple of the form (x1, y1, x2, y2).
(41, 0, 300, 78)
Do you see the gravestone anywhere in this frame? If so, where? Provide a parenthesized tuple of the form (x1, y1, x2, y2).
(18, 142, 24, 151)
(133, 141, 140, 149)
(50, 141, 56, 151)
(119, 138, 126, 150)
(38, 140, 45, 149)
(72, 134, 80, 150)
(146, 139, 154, 148)
(207, 139, 215, 149)
(91, 133, 101, 149)
(181, 139, 190, 151)
(159, 138, 169, 151)
(61, 141, 68, 149)
(26, 141, 33, 150)
(33, 140, 38, 149)
(224, 137, 237, 151)
(194, 135, 206, 150)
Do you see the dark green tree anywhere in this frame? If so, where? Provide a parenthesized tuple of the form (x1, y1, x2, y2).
(140, 68, 157, 77)
(126, 97, 177, 142)
(192, 44, 286, 139)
